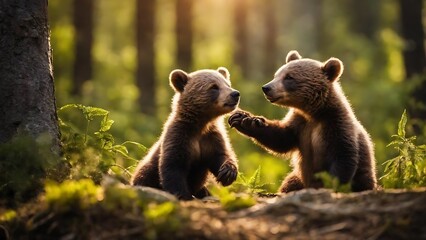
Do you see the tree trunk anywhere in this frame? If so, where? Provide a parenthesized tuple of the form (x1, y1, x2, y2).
(72, 0, 94, 96)
(262, 0, 278, 76)
(346, 0, 380, 40)
(233, 0, 249, 78)
(399, 0, 426, 79)
(0, 0, 61, 154)
(136, 0, 156, 116)
(399, 0, 426, 126)
(176, 0, 193, 71)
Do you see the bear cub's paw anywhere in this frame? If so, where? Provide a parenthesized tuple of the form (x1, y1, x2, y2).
(217, 160, 238, 186)
(228, 110, 266, 131)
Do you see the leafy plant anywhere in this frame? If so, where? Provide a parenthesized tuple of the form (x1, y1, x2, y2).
(209, 184, 256, 212)
(381, 110, 426, 188)
(208, 166, 267, 211)
(231, 166, 272, 195)
(314, 172, 351, 193)
(58, 104, 147, 183)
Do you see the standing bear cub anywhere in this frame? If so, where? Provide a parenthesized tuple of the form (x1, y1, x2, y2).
(132, 67, 240, 200)
(229, 50, 377, 193)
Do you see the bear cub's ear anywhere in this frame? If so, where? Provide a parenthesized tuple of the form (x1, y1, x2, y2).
(217, 67, 230, 80)
(170, 69, 189, 92)
(322, 58, 344, 82)
(286, 50, 302, 63)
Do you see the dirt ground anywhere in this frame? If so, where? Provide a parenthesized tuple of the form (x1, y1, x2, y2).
(2, 188, 426, 240)
(182, 189, 426, 239)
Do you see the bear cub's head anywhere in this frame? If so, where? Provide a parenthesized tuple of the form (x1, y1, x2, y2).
(262, 50, 344, 111)
(169, 67, 240, 118)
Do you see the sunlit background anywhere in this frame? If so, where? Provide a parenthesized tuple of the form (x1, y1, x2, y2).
(48, 0, 425, 191)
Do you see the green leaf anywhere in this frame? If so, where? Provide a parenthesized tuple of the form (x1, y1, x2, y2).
(58, 104, 109, 121)
(379, 172, 391, 180)
(121, 141, 148, 153)
(248, 166, 261, 188)
(209, 185, 256, 211)
(397, 110, 407, 137)
(110, 144, 140, 162)
(386, 140, 400, 147)
(416, 145, 426, 150)
(83, 106, 109, 121)
(239, 174, 247, 183)
(100, 117, 114, 132)
(111, 145, 129, 155)
(94, 132, 115, 149)
(58, 103, 80, 112)
(314, 171, 350, 192)
(383, 158, 397, 173)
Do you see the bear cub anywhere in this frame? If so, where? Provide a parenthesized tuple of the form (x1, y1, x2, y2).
(132, 67, 240, 200)
(229, 50, 377, 193)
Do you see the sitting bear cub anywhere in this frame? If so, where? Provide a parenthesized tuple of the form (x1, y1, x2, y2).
(229, 50, 377, 193)
(132, 67, 240, 200)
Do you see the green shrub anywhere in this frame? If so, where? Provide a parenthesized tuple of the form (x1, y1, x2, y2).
(209, 184, 256, 212)
(381, 110, 426, 188)
(58, 104, 146, 183)
(208, 166, 270, 212)
(0, 135, 64, 205)
(314, 172, 351, 193)
(230, 166, 272, 195)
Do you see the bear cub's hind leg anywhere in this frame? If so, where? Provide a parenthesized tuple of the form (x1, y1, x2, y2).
(193, 186, 211, 199)
(279, 172, 304, 193)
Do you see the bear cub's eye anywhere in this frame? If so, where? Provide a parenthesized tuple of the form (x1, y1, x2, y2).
(284, 75, 294, 80)
(209, 84, 219, 91)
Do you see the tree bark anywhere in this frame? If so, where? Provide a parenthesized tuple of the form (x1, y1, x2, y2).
(136, 0, 156, 116)
(72, 0, 94, 96)
(233, 0, 249, 78)
(399, 0, 426, 125)
(176, 0, 193, 71)
(0, 0, 61, 154)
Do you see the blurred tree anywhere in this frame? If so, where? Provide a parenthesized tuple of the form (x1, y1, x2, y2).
(176, 0, 193, 71)
(136, 0, 156, 116)
(233, 0, 249, 78)
(345, 0, 380, 40)
(399, 0, 426, 78)
(72, 0, 94, 96)
(0, 0, 61, 154)
(262, 0, 278, 76)
(343, 0, 388, 73)
(399, 0, 426, 127)
(311, 0, 324, 55)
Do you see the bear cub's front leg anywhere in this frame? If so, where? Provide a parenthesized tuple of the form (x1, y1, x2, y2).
(228, 110, 266, 136)
(216, 160, 238, 186)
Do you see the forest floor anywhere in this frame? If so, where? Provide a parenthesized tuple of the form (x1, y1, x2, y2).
(2, 187, 426, 240)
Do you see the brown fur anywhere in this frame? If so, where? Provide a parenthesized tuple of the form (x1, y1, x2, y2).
(131, 67, 240, 200)
(229, 50, 377, 193)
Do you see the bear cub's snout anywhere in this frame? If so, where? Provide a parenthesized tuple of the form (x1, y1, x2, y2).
(262, 85, 271, 94)
(226, 90, 240, 107)
(231, 90, 240, 101)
